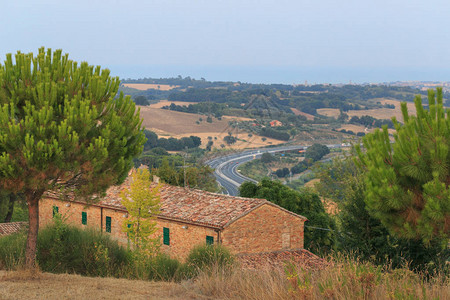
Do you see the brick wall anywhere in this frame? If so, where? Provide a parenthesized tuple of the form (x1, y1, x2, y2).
(155, 219, 219, 259)
(221, 204, 304, 254)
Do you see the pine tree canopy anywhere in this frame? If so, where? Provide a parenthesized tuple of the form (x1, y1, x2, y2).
(0, 47, 145, 268)
(356, 88, 449, 244)
(0, 48, 145, 196)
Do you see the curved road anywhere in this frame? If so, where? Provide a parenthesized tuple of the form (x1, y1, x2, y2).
(206, 144, 340, 196)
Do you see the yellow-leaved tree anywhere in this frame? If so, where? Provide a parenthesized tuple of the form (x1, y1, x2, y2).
(121, 168, 160, 254)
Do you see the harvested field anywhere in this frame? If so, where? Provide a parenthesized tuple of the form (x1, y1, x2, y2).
(122, 83, 179, 91)
(347, 99, 417, 122)
(317, 108, 340, 118)
(138, 106, 283, 149)
(290, 108, 315, 120)
(149, 100, 198, 109)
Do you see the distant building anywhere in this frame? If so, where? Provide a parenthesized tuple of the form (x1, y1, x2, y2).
(270, 120, 283, 127)
(40, 174, 306, 259)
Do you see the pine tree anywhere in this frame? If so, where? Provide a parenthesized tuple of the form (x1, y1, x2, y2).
(121, 168, 160, 253)
(0, 48, 145, 268)
(356, 88, 450, 244)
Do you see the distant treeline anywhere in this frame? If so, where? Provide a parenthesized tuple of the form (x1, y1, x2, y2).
(349, 115, 394, 128)
(120, 76, 449, 116)
(259, 127, 290, 141)
(144, 130, 201, 151)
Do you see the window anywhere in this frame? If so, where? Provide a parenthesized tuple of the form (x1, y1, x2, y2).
(52, 206, 59, 218)
(105, 216, 111, 233)
(163, 227, 170, 245)
(82, 212, 87, 225)
(206, 235, 214, 245)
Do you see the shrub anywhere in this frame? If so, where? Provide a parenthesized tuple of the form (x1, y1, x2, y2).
(0, 231, 26, 269)
(36, 218, 131, 277)
(131, 253, 183, 281)
(185, 244, 234, 274)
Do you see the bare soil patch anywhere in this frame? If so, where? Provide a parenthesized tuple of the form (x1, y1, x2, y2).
(0, 270, 202, 300)
(122, 83, 179, 91)
(290, 108, 315, 120)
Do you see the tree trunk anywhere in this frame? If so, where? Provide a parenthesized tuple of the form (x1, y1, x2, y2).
(25, 190, 44, 269)
(4, 193, 16, 223)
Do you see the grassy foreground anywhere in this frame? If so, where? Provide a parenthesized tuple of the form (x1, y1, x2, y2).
(1, 258, 448, 300)
(1, 222, 447, 299)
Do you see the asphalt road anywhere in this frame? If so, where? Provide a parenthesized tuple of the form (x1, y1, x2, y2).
(206, 144, 330, 196)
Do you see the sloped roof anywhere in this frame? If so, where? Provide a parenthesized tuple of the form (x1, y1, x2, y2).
(0, 222, 27, 236)
(45, 171, 307, 229)
(100, 182, 278, 229)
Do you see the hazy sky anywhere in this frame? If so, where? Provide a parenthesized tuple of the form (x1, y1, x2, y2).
(1, 0, 450, 83)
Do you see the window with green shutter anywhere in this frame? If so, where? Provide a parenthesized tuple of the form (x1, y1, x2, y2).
(52, 206, 59, 218)
(82, 212, 87, 225)
(163, 227, 170, 245)
(206, 235, 214, 245)
(106, 216, 111, 233)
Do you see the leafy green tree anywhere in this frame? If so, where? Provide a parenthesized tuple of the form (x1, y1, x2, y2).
(356, 88, 449, 244)
(143, 130, 158, 150)
(122, 168, 160, 253)
(133, 95, 149, 106)
(239, 178, 336, 253)
(305, 143, 330, 161)
(0, 48, 145, 268)
(151, 158, 218, 192)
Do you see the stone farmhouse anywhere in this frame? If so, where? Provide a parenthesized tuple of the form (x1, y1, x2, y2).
(39, 175, 307, 259)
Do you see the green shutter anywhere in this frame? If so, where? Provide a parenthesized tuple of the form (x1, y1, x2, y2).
(163, 227, 170, 245)
(82, 212, 87, 225)
(206, 235, 214, 245)
(106, 216, 111, 233)
(52, 206, 59, 218)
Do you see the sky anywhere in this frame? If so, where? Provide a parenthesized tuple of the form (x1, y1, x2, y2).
(1, 0, 450, 84)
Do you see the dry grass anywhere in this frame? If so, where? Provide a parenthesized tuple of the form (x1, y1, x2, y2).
(1, 257, 448, 300)
(193, 259, 449, 300)
(122, 83, 179, 91)
(0, 270, 203, 300)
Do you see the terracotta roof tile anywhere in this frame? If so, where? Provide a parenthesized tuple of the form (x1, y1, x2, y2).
(45, 170, 306, 229)
(100, 182, 268, 228)
(0, 222, 27, 236)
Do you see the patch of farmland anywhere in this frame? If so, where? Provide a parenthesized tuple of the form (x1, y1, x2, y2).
(290, 108, 315, 120)
(317, 108, 340, 118)
(347, 99, 417, 122)
(138, 106, 282, 149)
